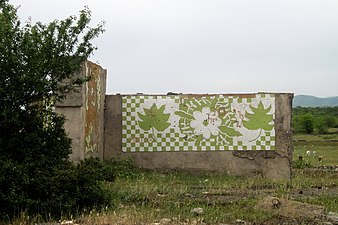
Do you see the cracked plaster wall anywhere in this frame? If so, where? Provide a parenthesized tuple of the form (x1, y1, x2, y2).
(104, 93, 293, 180)
(56, 63, 293, 180)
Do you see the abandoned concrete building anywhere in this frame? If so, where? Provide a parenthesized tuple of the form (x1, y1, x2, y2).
(55, 61, 293, 180)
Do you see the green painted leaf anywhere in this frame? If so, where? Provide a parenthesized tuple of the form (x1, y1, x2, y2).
(195, 134, 203, 146)
(191, 99, 205, 111)
(226, 136, 233, 145)
(137, 112, 148, 122)
(210, 97, 218, 111)
(175, 111, 194, 120)
(138, 103, 171, 132)
(219, 126, 242, 137)
(243, 101, 273, 131)
(138, 120, 151, 131)
(159, 104, 166, 113)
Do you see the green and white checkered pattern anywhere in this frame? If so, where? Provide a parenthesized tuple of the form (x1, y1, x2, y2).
(122, 94, 276, 152)
(231, 131, 276, 150)
(122, 95, 181, 152)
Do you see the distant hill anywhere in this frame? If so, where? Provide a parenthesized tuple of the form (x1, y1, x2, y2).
(293, 95, 338, 107)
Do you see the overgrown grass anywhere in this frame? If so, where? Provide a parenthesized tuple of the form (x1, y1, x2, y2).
(293, 133, 338, 142)
(103, 171, 275, 224)
(9, 166, 337, 225)
(95, 166, 336, 224)
(293, 134, 338, 166)
(8, 135, 338, 225)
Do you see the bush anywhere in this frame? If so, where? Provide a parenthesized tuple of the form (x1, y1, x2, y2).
(314, 118, 329, 134)
(0, 1, 107, 221)
(293, 113, 314, 134)
(107, 157, 139, 179)
(0, 157, 115, 220)
(292, 159, 312, 169)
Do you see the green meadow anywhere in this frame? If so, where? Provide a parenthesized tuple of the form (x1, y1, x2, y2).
(11, 134, 338, 225)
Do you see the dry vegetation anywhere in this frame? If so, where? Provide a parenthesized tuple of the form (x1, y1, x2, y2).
(9, 135, 338, 225)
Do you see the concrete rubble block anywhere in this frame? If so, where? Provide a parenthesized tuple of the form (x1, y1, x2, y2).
(326, 211, 338, 223)
(234, 219, 247, 224)
(191, 207, 204, 215)
(255, 196, 325, 220)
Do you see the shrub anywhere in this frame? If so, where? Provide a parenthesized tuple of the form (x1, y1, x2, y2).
(0, 0, 107, 221)
(0, 157, 115, 220)
(107, 157, 139, 179)
(292, 159, 312, 169)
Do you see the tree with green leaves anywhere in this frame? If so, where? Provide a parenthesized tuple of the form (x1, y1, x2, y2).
(0, 0, 109, 220)
(314, 117, 329, 134)
(298, 113, 315, 134)
(292, 106, 338, 133)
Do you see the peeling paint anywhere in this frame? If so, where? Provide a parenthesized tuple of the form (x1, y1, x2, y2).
(84, 61, 104, 157)
(85, 125, 94, 153)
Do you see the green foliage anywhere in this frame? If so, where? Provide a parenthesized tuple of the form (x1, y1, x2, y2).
(314, 115, 337, 134)
(292, 159, 312, 169)
(0, 157, 115, 220)
(243, 101, 273, 131)
(0, 0, 107, 221)
(293, 113, 314, 134)
(314, 117, 329, 134)
(138, 104, 171, 132)
(293, 106, 338, 118)
(292, 107, 338, 134)
(301, 113, 314, 134)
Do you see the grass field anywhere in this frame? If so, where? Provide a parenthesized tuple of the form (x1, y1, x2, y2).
(10, 134, 338, 225)
(53, 167, 336, 225)
(84, 134, 337, 224)
(293, 133, 338, 166)
(17, 170, 331, 225)
(11, 177, 338, 225)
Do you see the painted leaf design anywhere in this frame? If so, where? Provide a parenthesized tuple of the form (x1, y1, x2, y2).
(243, 102, 273, 131)
(219, 126, 241, 137)
(195, 134, 203, 146)
(138, 103, 171, 132)
(210, 97, 218, 111)
(174, 96, 244, 146)
(175, 111, 194, 120)
(225, 136, 234, 145)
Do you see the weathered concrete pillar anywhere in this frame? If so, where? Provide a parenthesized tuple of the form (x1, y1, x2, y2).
(104, 95, 122, 160)
(55, 61, 107, 162)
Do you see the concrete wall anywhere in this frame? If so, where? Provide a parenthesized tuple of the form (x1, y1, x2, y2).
(55, 61, 106, 161)
(104, 93, 293, 180)
(55, 62, 293, 180)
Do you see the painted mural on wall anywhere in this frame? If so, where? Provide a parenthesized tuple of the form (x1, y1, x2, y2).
(122, 94, 275, 152)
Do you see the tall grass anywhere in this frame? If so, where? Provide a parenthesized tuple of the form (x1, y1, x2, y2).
(8, 134, 338, 224)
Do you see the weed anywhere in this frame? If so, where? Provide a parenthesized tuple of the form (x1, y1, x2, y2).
(6, 136, 338, 224)
(293, 159, 312, 169)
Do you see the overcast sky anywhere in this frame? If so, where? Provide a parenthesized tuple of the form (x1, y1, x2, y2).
(11, 0, 338, 97)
